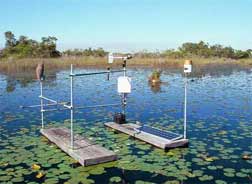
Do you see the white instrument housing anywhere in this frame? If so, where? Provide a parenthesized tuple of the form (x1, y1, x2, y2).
(108, 53, 114, 64)
(184, 64, 192, 73)
(117, 76, 131, 93)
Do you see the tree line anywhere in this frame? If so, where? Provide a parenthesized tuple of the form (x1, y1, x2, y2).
(1, 31, 251, 60)
(62, 48, 107, 57)
(0, 31, 61, 58)
(135, 41, 252, 59)
(167, 41, 251, 59)
(0, 31, 109, 59)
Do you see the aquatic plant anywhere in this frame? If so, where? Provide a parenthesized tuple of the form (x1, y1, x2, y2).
(148, 70, 162, 84)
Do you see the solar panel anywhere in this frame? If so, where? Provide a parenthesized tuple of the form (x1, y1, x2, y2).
(136, 125, 182, 141)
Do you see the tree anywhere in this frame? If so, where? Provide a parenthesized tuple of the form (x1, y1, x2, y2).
(93, 48, 107, 57)
(234, 50, 250, 59)
(18, 36, 29, 45)
(4, 31, 17, 48)
(39, 36, 60, 58)
(246, 49, 252, 58)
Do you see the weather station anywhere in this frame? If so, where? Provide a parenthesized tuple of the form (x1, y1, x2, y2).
(21, 55, 192, 166)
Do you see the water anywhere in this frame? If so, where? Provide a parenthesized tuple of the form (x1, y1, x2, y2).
(0, 68, 251, 184)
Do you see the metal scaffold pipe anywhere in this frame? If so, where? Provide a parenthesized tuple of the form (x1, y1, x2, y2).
(70, 64, 74, 149)
(184, 74, 187, 139)
(183, 59, 193, 139)
(40, 81, 44, 129)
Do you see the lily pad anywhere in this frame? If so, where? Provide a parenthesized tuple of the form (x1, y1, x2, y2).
(215, 180, 227, 184)
(109, 176, 122, 183)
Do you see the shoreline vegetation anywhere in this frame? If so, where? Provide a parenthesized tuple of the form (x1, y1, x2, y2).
(0, 31, 252, 75)
(1, 56, 252, 72)
(0, 57, 251, 82)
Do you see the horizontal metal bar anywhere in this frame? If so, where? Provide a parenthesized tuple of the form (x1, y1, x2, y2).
(70, 70, 124, 77)
(63, 104, 72, 109)
(40, 96, 58, 103)
(42, 108, 69, 112)
(20, 103, 57, 108)
(20, 101, 70, 110)
(75, 103, 121, 110)
(73, 71, 108, 76)
(112, 56, 126, 59)
(41, 103, 121, 113)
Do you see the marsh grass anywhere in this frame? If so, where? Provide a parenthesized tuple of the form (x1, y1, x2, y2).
(0, 56, 252, 76)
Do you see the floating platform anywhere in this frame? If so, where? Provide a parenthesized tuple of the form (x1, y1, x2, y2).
(40, 128, 117, 166)
(105, 122, 189, 149)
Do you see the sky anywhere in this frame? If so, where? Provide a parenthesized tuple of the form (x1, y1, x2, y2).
(0, 0, 251, 52)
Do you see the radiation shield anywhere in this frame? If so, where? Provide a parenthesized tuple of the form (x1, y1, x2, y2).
(117, 76, 131, 94)
(184, 64, 192, 73)
(108, 53, 114, 64)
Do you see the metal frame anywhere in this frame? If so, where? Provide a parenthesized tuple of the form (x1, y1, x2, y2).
(22, 56, 191, 149)
(39, 65, 126, 149)
(22, 55, 130, 150)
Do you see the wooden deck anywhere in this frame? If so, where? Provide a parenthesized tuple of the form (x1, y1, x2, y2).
(105, 122, 189, 149)
(40, 128, 117, 166)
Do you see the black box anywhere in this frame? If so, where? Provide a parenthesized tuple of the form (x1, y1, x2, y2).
(114, 113, 126, 124)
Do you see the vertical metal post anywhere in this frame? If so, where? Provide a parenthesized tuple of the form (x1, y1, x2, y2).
(40, 81, 44, 129)
(107, 67, 110, 81)
(122, 93, 126, 115)
(183, 74, 187, 139)
(122, 60, 127, 115)
(70, 64, 74, 149)
(123, 60, 126, 77)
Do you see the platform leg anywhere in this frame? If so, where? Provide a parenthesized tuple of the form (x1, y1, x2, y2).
(184, 75, 187, 139)
(40, 81, 44, 129)
(70, 64, 74, 149)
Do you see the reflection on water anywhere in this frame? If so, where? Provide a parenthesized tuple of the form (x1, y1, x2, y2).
(1, 64, 251, 93)
(2, 72, 57, 93)
(191, 63, 252, 77)
(0, 67, 251, 184)
(6, 76, 17, 93)
(148, 81, 162, 93)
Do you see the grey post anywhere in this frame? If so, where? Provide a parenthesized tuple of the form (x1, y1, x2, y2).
(183, 74, 187, 139)
(123, 62, 126, 77)
(183, 60, 192, 139)
(40, 81, 44, 129)
(122, 60, 127, 114)
(70, 64, 74, 149)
